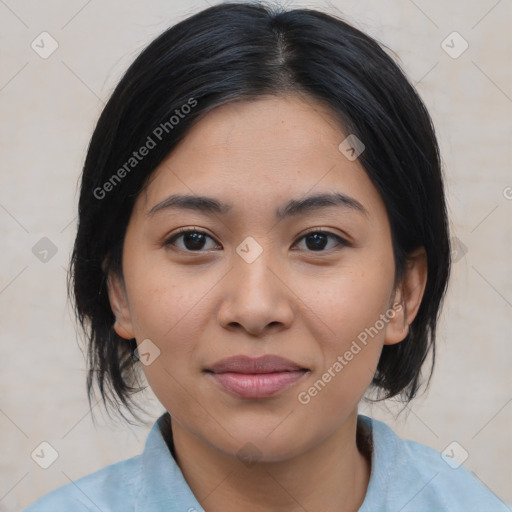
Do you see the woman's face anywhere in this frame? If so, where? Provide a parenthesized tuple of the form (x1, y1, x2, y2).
(108, 94, 425, 461)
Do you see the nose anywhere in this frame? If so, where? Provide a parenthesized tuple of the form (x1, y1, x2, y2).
(216, 246, 295, 337)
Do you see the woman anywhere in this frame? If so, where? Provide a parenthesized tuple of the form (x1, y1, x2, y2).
(23, 2, 508, 511)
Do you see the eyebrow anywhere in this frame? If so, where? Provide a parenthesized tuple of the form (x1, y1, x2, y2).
(148, 191, 368, 220)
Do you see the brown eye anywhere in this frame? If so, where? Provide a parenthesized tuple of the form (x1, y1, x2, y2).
(164, 229, 220, 252)
(293, 230, 348, 252)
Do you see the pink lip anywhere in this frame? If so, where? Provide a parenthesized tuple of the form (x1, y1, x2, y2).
(205, 355, 309, 399)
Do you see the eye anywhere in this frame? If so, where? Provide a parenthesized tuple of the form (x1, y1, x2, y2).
(164, 228, 220, 252)
(292, 230, 349, 252)
(164, 228, 349, 253)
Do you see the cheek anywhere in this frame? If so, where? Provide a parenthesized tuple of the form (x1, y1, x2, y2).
(293, 254, 394, 396)
(123, 244, 212, 342)
(303, 260, 395, 348)
(122, 264, 213, 422)
(293, 273, 392, 423)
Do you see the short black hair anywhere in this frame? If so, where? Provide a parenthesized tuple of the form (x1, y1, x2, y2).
(68, 1, 451, 424)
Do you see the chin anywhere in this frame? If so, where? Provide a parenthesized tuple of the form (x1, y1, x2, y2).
(222, 436, 306, 465)
(208, 416, 316, 463)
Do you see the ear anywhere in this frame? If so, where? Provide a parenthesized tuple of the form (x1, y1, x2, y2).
(384, 247, 428, 346)
(106, 270, 136, 340)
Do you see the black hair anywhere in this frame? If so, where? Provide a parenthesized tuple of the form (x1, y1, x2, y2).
(68, 0, 451, 424)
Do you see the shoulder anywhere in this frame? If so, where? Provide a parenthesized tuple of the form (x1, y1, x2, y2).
(359, 414, 510, 512)
(22, 412, 201, 512)
(22, 455, 142, 512)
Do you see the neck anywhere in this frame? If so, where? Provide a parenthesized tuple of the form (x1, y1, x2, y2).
(165, 411, 372, 512)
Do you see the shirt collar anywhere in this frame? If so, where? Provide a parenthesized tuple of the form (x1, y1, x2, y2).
(135, 412, 385, 511)
(136, 412, 204, 511)
(358, 414, 398, 510)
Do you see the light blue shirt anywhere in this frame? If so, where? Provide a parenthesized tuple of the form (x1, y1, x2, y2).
(23, 413, 510, 511)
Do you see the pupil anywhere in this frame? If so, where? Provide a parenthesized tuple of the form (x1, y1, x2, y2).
(306, 233, 327, 250)
(185, 232, 205, 250)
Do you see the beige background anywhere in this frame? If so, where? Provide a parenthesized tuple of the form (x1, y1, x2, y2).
(1, 0, 511, 509)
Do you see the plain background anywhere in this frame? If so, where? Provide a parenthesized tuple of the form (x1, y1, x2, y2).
(1, 0, 511, 509)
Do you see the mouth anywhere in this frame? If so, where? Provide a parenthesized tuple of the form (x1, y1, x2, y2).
(204, 355, 310, 399)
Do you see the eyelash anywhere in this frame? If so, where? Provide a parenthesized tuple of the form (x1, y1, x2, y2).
(163, 227, 350, 253)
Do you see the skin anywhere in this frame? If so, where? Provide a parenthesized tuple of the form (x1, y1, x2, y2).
(107, 94, 428, 512)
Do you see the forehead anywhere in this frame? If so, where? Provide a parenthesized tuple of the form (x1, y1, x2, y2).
(137, 94, 385, 221)
(171, 94, 346, 173)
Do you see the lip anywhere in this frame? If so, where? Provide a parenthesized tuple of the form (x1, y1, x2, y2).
(205, 355, 309, 399)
